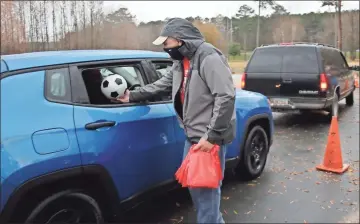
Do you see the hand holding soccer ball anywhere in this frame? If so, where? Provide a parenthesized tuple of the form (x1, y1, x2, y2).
(100, 74, 128, 100)
(116, 89, 130, 103)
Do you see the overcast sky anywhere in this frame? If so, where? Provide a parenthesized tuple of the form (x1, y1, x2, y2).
(103, 1, 360, 23)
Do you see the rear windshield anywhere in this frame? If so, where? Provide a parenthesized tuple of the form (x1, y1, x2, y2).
(247, 46, 319, 73)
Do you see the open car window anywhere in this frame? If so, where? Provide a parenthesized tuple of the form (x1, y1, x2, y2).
(151, 61, 173, 79)
(80, 65, 143, 105)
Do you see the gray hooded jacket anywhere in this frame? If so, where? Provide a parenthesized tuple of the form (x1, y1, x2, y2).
(129, 18, 236, 145)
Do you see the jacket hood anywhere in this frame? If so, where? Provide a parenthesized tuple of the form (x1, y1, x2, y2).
(160, 18, 205, 59)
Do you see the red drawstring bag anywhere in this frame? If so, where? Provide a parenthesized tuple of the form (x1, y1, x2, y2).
(175, 144, 222, 189)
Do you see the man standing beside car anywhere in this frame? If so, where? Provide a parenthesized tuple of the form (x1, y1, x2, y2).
(117, 17, 236, 224)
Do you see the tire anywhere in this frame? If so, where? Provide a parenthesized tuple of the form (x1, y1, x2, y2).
(346, 90, 354, 106)
(24, 190, 104, 224)
(235, 125, 269, 181)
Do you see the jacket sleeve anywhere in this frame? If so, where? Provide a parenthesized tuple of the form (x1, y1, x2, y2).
(129, 69, 173, 102)
(200, 53, 235, 144)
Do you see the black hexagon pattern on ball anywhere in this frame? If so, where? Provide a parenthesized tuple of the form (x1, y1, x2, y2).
(111, 91, 119, 98)
(115, 78, 123, 85)
(103, 80, 109, 88)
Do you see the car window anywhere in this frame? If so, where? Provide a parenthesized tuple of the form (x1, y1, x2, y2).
(150, 61, 173, 101)
(152, 62, 173, 79)
(282, 47, 319, 73)
(333, 51, 348, 69)
(45, 68, 71, 103)
(247, 48, 282, 73)
(320, 48, 334, 72)
(320, 48, 347, 73)
(80, 65, 143, 105)
(247, 47, 319, 74)
(111, 66, 142, 86)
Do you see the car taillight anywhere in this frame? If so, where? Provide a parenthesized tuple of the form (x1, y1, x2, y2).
(320, 73, 328, 91)
(241, 72, 246, 89)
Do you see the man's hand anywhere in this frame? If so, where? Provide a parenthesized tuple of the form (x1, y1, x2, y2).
(193, 137, 214, 152)
(116, 89, 130, 103)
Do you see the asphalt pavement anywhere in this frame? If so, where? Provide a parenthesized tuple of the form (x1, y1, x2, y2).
(118, 89, 360, 223)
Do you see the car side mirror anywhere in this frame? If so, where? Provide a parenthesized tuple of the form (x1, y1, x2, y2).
(350, 65, 360, 71)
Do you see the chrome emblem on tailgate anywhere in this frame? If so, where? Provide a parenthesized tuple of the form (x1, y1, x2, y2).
(299, 90, 319, 94)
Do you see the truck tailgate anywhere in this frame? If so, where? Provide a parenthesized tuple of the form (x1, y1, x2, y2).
(245, 73, 281, 96)
(245, 46, 322, 98)
(244, 47, 282, 97)
(281, 73, 321, 97)
(280, 47, 321, 97)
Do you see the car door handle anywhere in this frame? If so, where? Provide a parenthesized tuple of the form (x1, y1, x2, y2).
(85, 121, 116, 130)
(282, 78, 292, 83)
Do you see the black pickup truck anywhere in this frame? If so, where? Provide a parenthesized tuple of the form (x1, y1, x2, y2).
(241, 43, 359, 118)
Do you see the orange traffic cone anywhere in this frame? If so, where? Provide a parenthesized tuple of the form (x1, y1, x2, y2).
(316, 116, 350, 174)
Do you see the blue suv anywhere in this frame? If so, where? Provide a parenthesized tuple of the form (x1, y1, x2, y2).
(1, 50, 274, 223)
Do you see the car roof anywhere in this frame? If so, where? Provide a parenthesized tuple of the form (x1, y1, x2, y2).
(259, 44, 317, 49)
(258, 43, 339, 51)
(0, 50, 170, 73)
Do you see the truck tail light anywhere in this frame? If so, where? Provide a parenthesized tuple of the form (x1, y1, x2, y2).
(320, 73, 328, 91)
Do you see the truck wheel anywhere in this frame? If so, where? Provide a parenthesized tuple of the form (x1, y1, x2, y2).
(24, 190, 104, 224)
(346, 90, 354, 106)
(235, 125, 269, 181)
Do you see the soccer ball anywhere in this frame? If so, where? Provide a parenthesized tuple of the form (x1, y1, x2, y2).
(101, 74, 128, 100)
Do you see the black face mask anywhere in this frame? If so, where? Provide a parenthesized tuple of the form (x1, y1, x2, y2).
(163, 45, 184, 60)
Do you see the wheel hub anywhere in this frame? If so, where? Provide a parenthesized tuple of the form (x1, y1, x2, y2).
(249, 132, 265, 171)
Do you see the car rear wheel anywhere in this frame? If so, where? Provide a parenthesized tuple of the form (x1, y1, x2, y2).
(235, 125, 269, 181)
(25, 191, 104, 224)
(346, 90, 354, 106)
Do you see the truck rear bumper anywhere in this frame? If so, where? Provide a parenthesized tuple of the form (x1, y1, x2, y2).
(270, 96, 334, 111)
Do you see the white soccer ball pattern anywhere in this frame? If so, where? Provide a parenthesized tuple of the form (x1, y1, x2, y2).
(101, 74, 128, 99)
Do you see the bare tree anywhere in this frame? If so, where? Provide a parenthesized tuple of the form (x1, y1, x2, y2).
(89, 1, 95, 49)
(34, 2, 41, 50)
(82, 0, 87, 48)
(9, 1, 15, 53)
(43, 0, 49, 50)
(52, 0, 57, 49)
(16, 1, 24, 51)
(349, 11, 355, 59)
(71, 1, 78, 49)
(321, 0, 343, 49)
(254, 0, 275, 47)
(236, 4, 255, 59)
(337, 0, 342, 51)
(29, 1, 34, 50)
(38, 1, 45, 50)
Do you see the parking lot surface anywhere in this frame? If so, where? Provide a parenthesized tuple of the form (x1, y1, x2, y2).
(119, 89, 360, 223)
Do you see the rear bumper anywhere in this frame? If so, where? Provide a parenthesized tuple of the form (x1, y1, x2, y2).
(269, 96, 334, 111)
